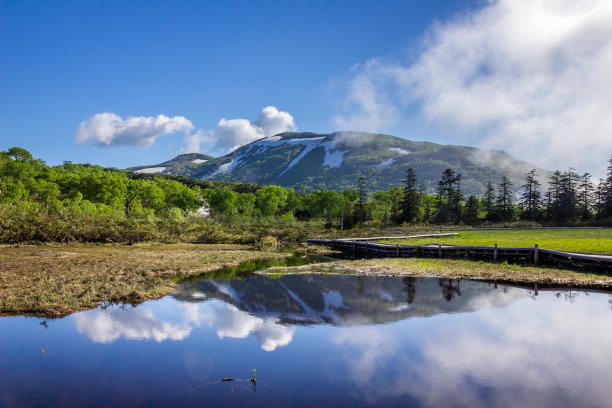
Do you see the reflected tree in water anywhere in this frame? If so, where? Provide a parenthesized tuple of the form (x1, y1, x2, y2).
(402, 277, 416, 304)
(439, 279, 462, 302)
(357, 275, 366, 294)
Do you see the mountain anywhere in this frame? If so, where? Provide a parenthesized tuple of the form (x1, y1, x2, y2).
(130, 152, 214, 175)
(130, 132, 550, 195)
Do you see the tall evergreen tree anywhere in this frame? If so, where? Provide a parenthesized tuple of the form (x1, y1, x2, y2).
(435, 179, 445, 223)
(400, 168, 419, 223)
(595, 179, 605, 218)
(496, 176, 514, 221)
(520, 169, 541, 220)
(355, 176, 369, 223)
(578, 173, 593, 221)
(464, 195, 479, 225)
(454, 173, 463, 224)
(546, 171, 562, 221)
(484, 181, 496, 221)
(557, 168, 580, 221)
(604, 157, 612, 217)
(435, 168, 457, 223)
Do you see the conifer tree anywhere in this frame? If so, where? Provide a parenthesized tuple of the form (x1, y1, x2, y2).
(496, 176, 514, 221)
(520, 169, 541, 220)
(355, 176, 369, 223)
(400, 168, 419, 223)
(604, 157, 612, 217)
(578, 173, 593, 221)
(464, 195, 479, 225)
(484, 181, 496, 221)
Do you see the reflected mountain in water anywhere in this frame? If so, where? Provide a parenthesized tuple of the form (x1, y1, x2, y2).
(173, 275, 528, 326)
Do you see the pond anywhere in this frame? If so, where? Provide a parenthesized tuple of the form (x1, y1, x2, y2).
(1, 258, 612, 407)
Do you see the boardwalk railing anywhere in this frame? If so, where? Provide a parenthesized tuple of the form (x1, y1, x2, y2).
(306, 238, 612, 270)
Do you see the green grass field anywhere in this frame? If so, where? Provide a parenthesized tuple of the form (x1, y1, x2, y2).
(382, 228, 612, 254)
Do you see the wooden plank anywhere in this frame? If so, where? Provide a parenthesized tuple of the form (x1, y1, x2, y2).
(336, 233, 458, 242)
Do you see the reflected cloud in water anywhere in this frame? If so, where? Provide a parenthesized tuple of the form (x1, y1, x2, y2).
(73, 307, 192, 343)
(72, 299, 295, 351)
(181, 301, 295, 351)
(332, 291, 612, 407)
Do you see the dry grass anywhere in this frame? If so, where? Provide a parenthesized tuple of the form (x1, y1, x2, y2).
(0, 243, 287, 317)
(327, 258, 612, 288)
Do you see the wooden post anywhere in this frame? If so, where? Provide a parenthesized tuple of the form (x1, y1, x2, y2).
(438, 244, 442, 259)
(396, 243, 400, 258)
(494, 243, 498, 261)
(534, 244, 539, 266)
(416, 246, 421, 257)
(365, 241, 369, 258)
(534, 282, 539, 296)
(353, 240, 356, 254)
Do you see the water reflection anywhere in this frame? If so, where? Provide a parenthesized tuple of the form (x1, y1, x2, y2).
(331, 290, 612, 407)
(181, 301, 295, 351)
(2, 274, 612, 407)
(73, 307, 192, 343)
(174, 275, 526, 326)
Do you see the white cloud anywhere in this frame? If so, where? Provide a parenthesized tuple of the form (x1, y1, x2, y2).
(180, 129, 210, 154)
(75, 112, 195, 147)
(185, 106, 297, 154)
(335, 0, 612, 175)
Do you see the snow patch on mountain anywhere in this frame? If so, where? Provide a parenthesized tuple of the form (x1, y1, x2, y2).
(322, 147, 349, 168)
(378, 159, 396, 169)
(192, 159, 208, 163)
(203, 155, 244, 179)
(135, 167, 166, 174)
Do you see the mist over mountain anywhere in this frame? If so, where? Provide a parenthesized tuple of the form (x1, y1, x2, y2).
(130, 132, 550, 195)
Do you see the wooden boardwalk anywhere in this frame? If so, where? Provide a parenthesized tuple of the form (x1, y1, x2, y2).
(307, 237, 612, 270)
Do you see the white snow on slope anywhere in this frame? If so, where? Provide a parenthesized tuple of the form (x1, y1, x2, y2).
(246, 136, 349, 177)
(389, 147, 412, 155)
(203, 156, 241, 179)
(378, 159, 396, 169)
(278, 138, 327, 176)
(203, 135, 351, 179)
(323, 148, 349, 168)
(135, 167, 166, 174)
(192, 159, 208, 163)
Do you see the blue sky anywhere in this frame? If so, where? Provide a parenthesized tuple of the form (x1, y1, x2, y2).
(1, 0, 611, 175)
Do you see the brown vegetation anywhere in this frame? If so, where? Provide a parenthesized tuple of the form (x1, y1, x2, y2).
(0, 243, 287, 317)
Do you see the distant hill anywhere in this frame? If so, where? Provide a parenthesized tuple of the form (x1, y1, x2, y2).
(130, 132, 550, 196)
(130, 152, 214, 175)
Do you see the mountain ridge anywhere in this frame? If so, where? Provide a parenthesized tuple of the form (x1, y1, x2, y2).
(129, 132, 551, 196)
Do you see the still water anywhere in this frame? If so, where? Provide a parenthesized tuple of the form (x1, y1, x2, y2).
(1, 259, 612, 407)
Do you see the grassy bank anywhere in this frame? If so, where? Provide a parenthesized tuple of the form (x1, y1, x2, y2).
(0, 243, 288, 317)
(382, 228, 612, 254)
(280, 257, 612, 288)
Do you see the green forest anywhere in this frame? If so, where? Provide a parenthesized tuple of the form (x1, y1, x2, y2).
(1, 147, 612, 246)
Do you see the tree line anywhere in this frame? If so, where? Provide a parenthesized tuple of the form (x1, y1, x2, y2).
(1, 147, 611, 243)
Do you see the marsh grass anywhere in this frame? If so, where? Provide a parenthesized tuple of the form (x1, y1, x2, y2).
(0, 243, 287, 317)
(328, 258, 612, 288)
(382, 228, 612, 254)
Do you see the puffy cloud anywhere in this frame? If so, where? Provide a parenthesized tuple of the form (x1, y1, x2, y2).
(180, 129, 210, 154)
(335, 0, 612, 175)
(256, 106, 298, 138)
(75, 112, 194, 147)
(185, 106, 297, 154)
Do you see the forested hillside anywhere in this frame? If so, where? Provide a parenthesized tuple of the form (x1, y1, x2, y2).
(1, 147, 611, 245)
(131, 132, 552, 196)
